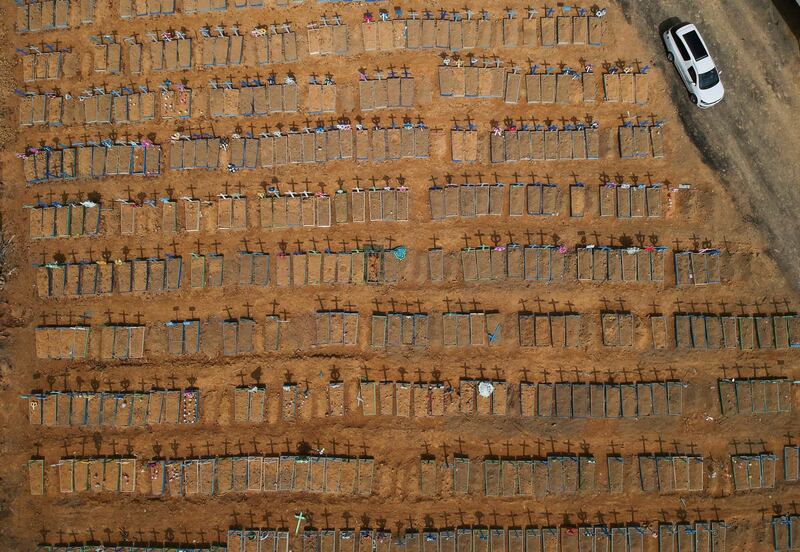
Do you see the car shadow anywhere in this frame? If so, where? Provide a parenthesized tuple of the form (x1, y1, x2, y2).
(658, 17, 689, 102)
(771, 0, 800, 44)
(658, 17, 683, 37)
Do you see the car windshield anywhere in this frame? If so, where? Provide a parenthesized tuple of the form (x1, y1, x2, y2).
(699, 68, 720, 90)
(683, 30, 709, 60)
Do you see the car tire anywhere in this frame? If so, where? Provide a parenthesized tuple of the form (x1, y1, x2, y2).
(689, 94, 698, 104)
(666, 52, 674, 62)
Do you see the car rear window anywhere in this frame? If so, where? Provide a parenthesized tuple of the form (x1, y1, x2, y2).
(683, 30, 709, 60)
(699, 68, 720, 90)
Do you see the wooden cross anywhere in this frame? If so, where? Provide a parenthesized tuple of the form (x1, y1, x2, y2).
(608, 440, 623, 455)
(209, 239, 220, 255)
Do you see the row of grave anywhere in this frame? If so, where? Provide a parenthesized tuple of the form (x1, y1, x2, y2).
(16, 7, 606, 80)
(169, 127, 430, 171)
(31, 455, 374, 495)
(439, 67, 649, 105)
(122, 0, 324, 18)
(25, 74, 336, 122)
(27, 189, 415, 238)
(21, 126, 438, 183)
(21, 122, 668, 183)
(33, 520, 736, 552)
(231, 380, 687, 421)
(22, 380, 682, 425)
(20, 86, 198, 126)
(164, 127, 598, 170)
(430, 182, 666, 219)
(107, 7, 606, 50)
(16, 0, 95, 32)
(33, 248, 405, 296)
(17, 7, 606, 82)
(16, 193, 663, 245)
(360, 13, 605, 51)
(19, 68, 648, 130)
(17, 34, 255, 82)
(22, 454, 634, 496)
(297, 524, 729, 552)
(456, 246, 670, 284)
(31, 247, 720, 299)
(24, 389, 200, 426)
(22, 143, 162, 184)
(18, 12, 601, 84)
(89, 33, 287, 73)
(29, 451, 800, 497)
(32, 312, 800, 359)
(421, 455, 709, 495)
(25, 377, 795, 427)
(24, 184, 663, 241)
(461, 125, 662, 163)
(25, 182, 668, 241)
(454, 127, 606, 163)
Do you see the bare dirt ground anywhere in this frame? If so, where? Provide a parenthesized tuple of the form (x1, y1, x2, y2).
(0, 0, 799, 551)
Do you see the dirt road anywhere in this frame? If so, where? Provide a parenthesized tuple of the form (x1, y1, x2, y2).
(617, 0, 800, 290)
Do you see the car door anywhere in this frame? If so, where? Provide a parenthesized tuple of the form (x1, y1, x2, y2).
(685, 66, 698, 91)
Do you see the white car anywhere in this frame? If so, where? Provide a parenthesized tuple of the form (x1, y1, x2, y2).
(662, 23, 724, 108)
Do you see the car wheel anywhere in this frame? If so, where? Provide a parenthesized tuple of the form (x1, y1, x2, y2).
(666, 52, 674, 62)
(689, 94, 698, 104)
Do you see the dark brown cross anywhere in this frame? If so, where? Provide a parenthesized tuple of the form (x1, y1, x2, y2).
(608, 440, 623, 455)
(209, 239, 220, 255)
